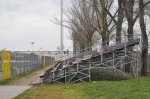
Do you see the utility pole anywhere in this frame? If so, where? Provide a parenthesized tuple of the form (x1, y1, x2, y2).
(60, 0, 64, 60)
(31, 42, 34, 64)
(31, 42, 34, 53)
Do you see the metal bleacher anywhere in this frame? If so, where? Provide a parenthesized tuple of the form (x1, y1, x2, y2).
(40, 35, 141, 84)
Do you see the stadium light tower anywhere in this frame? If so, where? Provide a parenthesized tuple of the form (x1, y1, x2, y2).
(60, 0, 64, 60)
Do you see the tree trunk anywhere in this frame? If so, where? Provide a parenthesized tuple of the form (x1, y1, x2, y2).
(127, 20, 134, 41)
(123, 0, 135, 73)
(122, 0, 135, 41)
(139, 0, 148, 76)
(101, 5, 107, 46)
(102, 33, 108, 46)
(116, 0, 124, 43)
(73, 38, 77, 54)
(87, 36, 93, 51)
(124, 21, 134, 73)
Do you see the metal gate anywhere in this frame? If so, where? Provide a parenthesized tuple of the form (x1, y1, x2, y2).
(2, 49, 11, 80)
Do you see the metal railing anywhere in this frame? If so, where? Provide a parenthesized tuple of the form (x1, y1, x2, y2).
(41, 34, 141, 84)
(56, 34, 142, 61)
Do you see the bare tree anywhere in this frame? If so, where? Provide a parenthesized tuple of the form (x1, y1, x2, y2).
(116, 0, 124, 42)
(100, 0, 124, 43)
(121, 0, 139, 72)
(66, 0, 96, 52)
(139, 0, 150, 76)
(70, 24, 87, 53)
(122, 0, 139, 40)
(91, 0, 115, 46)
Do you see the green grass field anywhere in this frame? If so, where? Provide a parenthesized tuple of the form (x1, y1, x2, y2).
(0, 79, 10, 85)
(14, 77, 150, 99)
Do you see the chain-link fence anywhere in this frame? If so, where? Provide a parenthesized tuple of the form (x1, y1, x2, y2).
(0, 50, 74, 80)
(11, 51, 55, 76)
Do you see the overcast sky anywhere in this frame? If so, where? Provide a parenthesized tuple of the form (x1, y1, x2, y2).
(0, 0, 72, 51)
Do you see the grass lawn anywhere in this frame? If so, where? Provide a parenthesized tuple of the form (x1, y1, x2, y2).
(0, 79, 10, 85)
(14, 77, 150, 99)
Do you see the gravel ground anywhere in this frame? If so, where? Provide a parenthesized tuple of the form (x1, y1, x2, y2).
(0, 86, 32, 99)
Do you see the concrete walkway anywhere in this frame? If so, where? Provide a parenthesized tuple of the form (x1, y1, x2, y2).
(0, 86, 32, 99)
(0, 65, 53, 99)
(9, 65, 52, 86)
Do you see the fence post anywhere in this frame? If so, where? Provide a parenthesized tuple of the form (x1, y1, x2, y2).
(43, 55, 46, 66)
(2, 49, 11, 80)
(89, 61, 91, 82)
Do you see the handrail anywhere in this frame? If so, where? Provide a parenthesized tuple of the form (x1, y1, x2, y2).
(56, 35, 141, 61)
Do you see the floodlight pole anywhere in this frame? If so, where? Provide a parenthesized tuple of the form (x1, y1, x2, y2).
(60, 0, 64, 60)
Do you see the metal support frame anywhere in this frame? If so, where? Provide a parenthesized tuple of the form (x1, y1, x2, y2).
(88, 61, 91, 82)
(43, 34, 141, 84)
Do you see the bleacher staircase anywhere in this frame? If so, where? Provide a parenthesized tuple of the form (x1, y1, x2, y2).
(38, 37, 140, 84)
